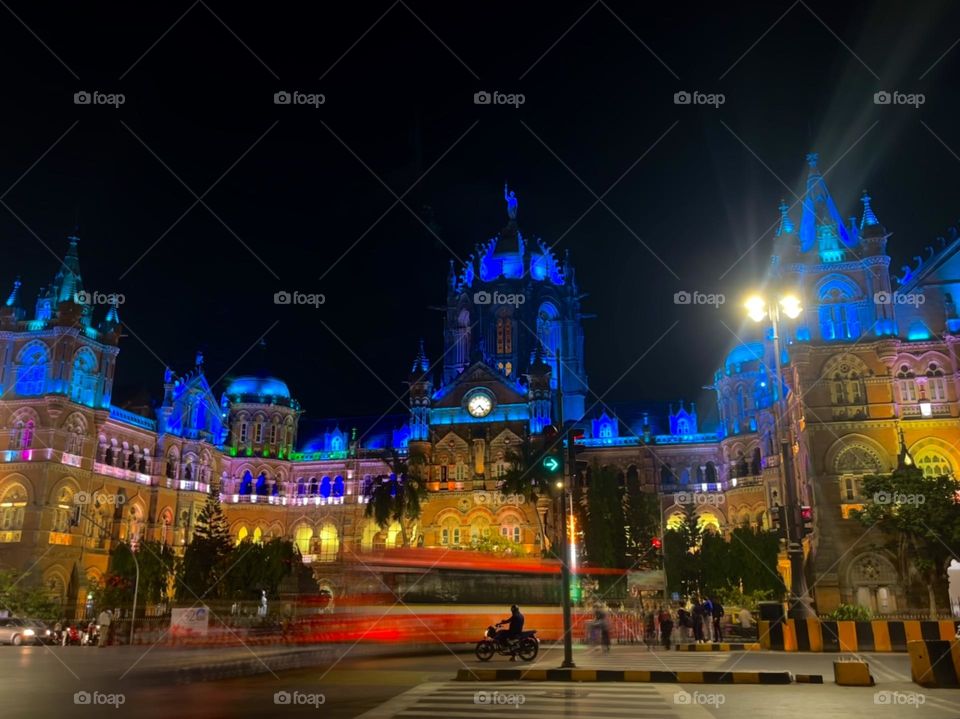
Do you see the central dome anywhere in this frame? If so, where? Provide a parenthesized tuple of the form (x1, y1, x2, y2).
(225, 375, 291, 400)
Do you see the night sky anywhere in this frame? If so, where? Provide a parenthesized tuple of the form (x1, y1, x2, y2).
(2, 1, 960, 423)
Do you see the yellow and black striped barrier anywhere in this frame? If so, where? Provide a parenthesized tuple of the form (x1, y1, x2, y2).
(675, 642, 761, 651)
(759, 619, 958, 652)
(907, 639, 960, 688)
(456, 668, 794, 684)
(833, 660, 875, 686)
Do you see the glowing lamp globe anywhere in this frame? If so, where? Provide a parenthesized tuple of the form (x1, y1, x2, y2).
(780, 295, 803, 319)
(745, 296, 767, 323)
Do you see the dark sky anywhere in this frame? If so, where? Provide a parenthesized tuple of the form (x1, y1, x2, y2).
(2, 1, 960, 422)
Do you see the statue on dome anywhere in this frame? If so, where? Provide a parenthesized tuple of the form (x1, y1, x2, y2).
(504, 183, 518, 220)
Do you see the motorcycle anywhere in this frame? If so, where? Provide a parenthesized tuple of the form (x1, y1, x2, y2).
(475, 622, 539, 662)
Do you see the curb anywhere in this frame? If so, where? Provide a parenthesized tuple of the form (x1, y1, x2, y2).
(675, 643, 761, 651)
(456, 668, 793, 684)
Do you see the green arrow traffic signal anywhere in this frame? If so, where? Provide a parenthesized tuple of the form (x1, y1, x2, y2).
(542, 455, 561, 473)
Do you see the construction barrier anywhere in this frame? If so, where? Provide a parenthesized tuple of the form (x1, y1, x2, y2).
(759, 618, 958, 652)
(833, 660, 875, 686)
(675, 642, 761, 651)
(907, 639, 960, 688)
(456, 668, 793, 684)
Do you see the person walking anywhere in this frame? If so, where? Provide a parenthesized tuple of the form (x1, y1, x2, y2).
(97, 609, 112, 647)
(691, 600, 705, 643)
(658, 606, 673, 650)
(701, 597, 714, 642)
(711, 598, 724, 643)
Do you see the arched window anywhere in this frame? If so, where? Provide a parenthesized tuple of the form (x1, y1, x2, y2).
(316, 524, 339, 562)
(255, 472, 267, 495)
(15, 344, 48, 395)
(308, 477, 319, 495)
(500, 521, 521, 543)
(925, 363, 948, 401)
(0, 485, 27, 533)
(440, 518, 461, 546)
(239, 471, 253, 494)
(20, 420, 34, 450)
(915, 449, 952, 478)
(496, 317, 513, 355)
(896, 365, 917, 403)
(293, 524, 313, 555)
(470, 517, 492, 542)
(333, 476, 344, 497)
(817, 278, 862, 341)
(70, 349, 98, 406)
(750, 448, 762, 475)
(320, 476, 332, 498)
(676, 417, 689, 435)
(235, 526, 249, 545)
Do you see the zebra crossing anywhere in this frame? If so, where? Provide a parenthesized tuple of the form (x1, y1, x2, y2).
(529, 647, 732, 671)
(357, 681, 716, 719)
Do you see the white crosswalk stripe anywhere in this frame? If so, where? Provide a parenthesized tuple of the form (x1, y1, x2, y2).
(358, 681, 717, 719)
(527, 649, 730, 671)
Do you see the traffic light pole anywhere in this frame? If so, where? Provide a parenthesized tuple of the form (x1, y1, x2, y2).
(555, 342, 575, 668)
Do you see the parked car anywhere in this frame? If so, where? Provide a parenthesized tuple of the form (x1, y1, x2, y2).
(0, 617, 39, 646)
(25, 619, 54, 644)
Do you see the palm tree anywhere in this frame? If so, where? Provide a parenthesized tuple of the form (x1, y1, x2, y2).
(363, 450, 427, 548)
(498, 438, 557, 554)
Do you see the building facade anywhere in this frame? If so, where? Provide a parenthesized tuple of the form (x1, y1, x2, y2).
(2, 160, 958, 615)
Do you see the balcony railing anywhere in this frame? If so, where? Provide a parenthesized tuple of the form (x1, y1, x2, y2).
(220, 493, 348, 506)
(660, 475, 763, 494)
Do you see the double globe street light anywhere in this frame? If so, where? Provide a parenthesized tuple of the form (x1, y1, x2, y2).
(744, 293, 814, 619)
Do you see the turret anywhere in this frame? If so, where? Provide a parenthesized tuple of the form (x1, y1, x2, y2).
(408, 339, 432, 442)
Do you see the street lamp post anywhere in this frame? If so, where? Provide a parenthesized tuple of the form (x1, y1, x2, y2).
(554, 341, 576, 669)
(745, 294, 815, 619)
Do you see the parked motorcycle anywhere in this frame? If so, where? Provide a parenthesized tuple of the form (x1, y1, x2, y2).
(475, 624, 539, 662)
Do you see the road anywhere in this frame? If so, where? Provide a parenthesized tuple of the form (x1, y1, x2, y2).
(2, 643, 958, 718)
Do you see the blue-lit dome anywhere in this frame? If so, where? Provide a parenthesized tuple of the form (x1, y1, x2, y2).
(225, 375, 291, 400)
(725, 343, 764, 372)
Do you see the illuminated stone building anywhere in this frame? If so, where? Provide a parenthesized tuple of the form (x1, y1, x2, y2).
(2, 164, 958, 614)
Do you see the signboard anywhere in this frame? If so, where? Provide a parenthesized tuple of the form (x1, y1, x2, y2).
(170, 607, 209, 637)
(626, 570, 665, 592)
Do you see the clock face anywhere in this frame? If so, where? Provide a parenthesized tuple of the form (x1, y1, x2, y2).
(467, 393, 493, 418)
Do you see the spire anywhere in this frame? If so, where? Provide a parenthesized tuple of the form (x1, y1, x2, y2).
(411, 339, 428, 373)
(860, 190, 880, 228)
(776, 199, 795, 236)
(5, 276, 22, 308)
(103, 301, 120, 326)
(799, 151, 852, 257)
(195, 350, 205, 369)
(54, 234, 84, 304)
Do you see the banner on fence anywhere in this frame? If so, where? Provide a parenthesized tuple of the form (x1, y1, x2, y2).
(170, 607, 210, 637)
(627, 570, 665, 593)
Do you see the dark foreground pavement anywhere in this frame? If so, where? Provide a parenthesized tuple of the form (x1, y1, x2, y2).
(4, 643, 960, 718)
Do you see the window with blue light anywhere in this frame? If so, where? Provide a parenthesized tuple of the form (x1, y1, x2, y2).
(69, 348, 98, 406)
(320, 476, 331, 498)
(16, 344, 48, 395)
(333, 476, 344, 497)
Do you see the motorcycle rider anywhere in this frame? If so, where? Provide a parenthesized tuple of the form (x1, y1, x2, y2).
(493, 605, 525, 661)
